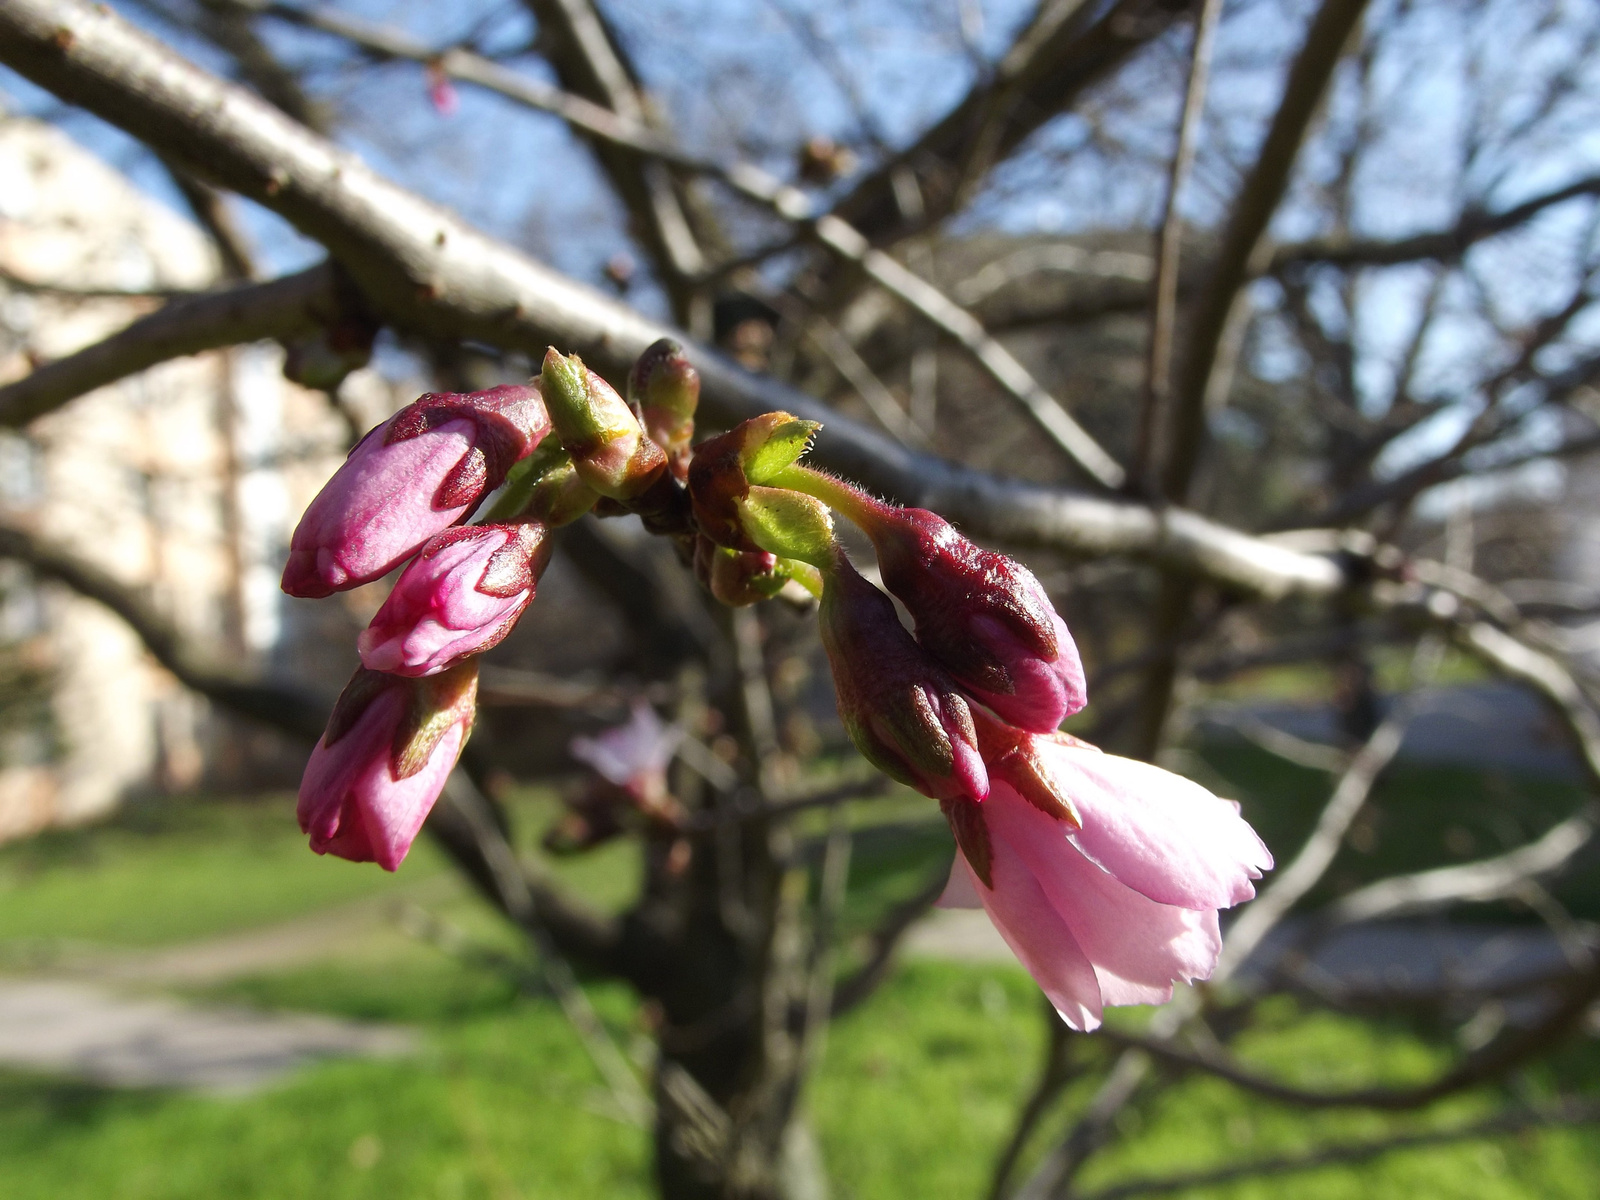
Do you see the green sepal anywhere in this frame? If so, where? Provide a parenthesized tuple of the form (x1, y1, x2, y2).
(736, 486, 835, 568)
(391, 660, 479, 780)
(743, 416, 820, 485)
(483, 439, 571, 522)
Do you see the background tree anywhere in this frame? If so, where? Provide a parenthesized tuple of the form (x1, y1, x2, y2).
(3, 0, 1600, 1197)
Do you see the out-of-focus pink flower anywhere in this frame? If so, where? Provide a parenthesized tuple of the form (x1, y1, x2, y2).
(862, 504, 1085, 733)
(570, 701, 683, 805)
(282, 385, 548, 598)
(819, 549, 987, 803)
(940, 724, 1272, 1030)
(358, 522, 550, 677)
(426, 62, 459, 116)
(297, 662, 478, 871)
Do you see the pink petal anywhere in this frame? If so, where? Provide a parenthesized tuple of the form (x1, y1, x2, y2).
(350, 722, 465, 871)
(1037, 744, 1273, 909)
(960, 846, 1104, 1031)
(985, 785, 1223, 1006)
(936, 857, 983, 909)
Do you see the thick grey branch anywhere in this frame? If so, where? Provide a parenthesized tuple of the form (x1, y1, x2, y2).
(221, 0, 1123, 484)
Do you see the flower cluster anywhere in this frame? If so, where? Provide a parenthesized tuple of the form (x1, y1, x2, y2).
(284, 340, 1271, 1028)
(681, 414, 1272, 1030)
(285, 342, 700, 870)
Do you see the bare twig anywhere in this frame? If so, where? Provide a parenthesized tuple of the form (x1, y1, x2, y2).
(1077, 1099, 1600, 1200)
(1216, 690, 1423, 980)
(1164, 0, 1371, 501)
(0, 264, 337, 426)
(829, 863, 951, 1018)
(1097, 956, 1600, 1109)
(1133, 0, 1224, 488)
(219, 0, 1124, 484)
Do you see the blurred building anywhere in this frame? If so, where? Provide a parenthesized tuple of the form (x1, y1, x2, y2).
(0, 116, 373, 841)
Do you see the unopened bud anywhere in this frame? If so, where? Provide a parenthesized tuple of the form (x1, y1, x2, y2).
(818, 550, 987, 803)
(628, 338, 700, 479)
(735, 486, 834, 567)
(861, 504, 1086, 733)
(541, 348, 666, 500)
(358, 522, 550, 677)
(687, 412, 820, 549)
(297, 661, 478, 870)
(282, 384, 549, 597)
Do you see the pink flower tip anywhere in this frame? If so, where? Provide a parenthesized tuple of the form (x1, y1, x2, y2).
(358, 523, 549, 677)
(297, 662, 479, 871)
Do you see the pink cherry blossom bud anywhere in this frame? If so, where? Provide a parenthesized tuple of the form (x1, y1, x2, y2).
(818, 550, 987, 803)
(358, 522, 550, 677)
(942, 717, 1273, 1030)
(282, 384, 549, 598)
(864, 504, 1085, 733)
(297, 661, 478, 871)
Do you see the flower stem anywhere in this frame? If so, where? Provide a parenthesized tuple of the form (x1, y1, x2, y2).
(768, 464, 888, 533)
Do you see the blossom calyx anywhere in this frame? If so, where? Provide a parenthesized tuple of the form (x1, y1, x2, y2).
(818, 550, 987, 803)
(541, 348, 666, 500)
(282, 384, 549, 598)
(627, 338, 700, 478)
(485, 442, 599, 528)
(687, 412, 820, 546)
(297, 661, 478, 870)
(358, 522, 550, 677)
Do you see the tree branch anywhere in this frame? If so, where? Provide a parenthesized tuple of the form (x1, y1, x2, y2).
(221, 0, 1124, 484)
(0, 0, 1347, 597)
(1272, 172, 1600, 271)
(1076, 1100, 1600, 1200)
(829, 0, 1190, 242)
(1099, 956, 1600, 1109)
(829, 863, 949, 1018)
(1164, 0, 1370, 501)
(0, 263, 336, 426)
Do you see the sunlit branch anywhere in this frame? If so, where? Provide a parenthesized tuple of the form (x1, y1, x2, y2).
(1163, 0, 1372, 501)
(1098, 956, 1600, 1109)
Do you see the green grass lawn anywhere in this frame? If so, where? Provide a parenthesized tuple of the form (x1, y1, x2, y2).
(0, 777, 1596, 1199)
